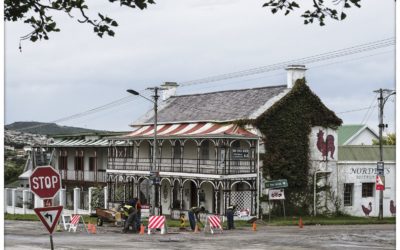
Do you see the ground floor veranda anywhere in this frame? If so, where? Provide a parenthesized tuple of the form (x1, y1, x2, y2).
(106, 171, 259, 217)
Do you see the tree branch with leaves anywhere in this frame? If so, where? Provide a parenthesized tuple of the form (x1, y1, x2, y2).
(262, 0, 362, 26)
(5, 0, 155, 47)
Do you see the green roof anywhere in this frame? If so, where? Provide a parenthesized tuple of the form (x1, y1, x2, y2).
(338, 125, 366, 145)
(338, 145, 396, 162)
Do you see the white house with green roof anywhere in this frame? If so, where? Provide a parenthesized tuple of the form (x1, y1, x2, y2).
(338, 125, 379, 146)
(337, 145, 396, 217)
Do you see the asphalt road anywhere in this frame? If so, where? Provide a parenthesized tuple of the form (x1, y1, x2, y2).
(4, 220, 396, 250)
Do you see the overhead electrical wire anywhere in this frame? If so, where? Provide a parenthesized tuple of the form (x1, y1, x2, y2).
(10, 38, 395, 131)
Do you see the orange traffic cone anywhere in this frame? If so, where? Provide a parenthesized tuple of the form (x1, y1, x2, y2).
(252, 221, 257, 231)
(91, 225, 97, 234)
(87, 223, 93, 232)
(194, 224, 199, 233)
(140, 224, 145, 235)
(299, 217, 304, 228)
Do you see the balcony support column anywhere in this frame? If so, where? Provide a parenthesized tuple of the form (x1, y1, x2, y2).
(179, 184, 183, 210)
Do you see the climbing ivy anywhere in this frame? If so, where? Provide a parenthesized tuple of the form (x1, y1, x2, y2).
(253, 78, 342, 215)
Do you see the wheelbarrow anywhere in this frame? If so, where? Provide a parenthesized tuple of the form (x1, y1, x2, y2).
(95, 208, 121, 226)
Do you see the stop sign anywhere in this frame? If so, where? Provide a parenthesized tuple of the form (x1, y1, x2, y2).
(29, 165, 61, 199)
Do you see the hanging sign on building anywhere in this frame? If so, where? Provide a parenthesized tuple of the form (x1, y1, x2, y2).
(232, 149, 249, 159)
(268, 189, 285, 200)
(376, 175, 385, 190)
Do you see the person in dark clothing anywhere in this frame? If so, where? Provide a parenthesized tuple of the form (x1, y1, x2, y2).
(226, 205, 236, 230)
(188, 206, 205, 231)
(122, 204, 137, 233)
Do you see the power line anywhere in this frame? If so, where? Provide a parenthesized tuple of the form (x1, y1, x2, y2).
(11, 38, 395, 131)
(179, 38, 394, 86)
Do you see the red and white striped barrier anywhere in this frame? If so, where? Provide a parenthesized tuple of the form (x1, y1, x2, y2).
(148, 216, 166, 234)
(207, 215, 223, 234)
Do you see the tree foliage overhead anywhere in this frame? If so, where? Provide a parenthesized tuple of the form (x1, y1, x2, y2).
(262, 0, 361, 26)
(5, 0, 155, 44)
(5, 0, 366, 46)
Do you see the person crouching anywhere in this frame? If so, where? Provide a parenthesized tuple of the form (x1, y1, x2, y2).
(122, 203, 137, 233)
(188, 206, 205, 231)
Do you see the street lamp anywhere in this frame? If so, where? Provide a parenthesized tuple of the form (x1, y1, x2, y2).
(313, 170, 331, 216)
(127, 87, 162, 216)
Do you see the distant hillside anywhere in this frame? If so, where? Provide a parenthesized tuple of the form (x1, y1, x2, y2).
(5, 121, 106, 136)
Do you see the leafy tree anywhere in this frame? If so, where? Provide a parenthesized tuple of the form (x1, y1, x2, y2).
(5, 0, 366, 46)
(372, 133, 396, 145)
(263, 0, 362, 26)
(5, 0, 155, 45)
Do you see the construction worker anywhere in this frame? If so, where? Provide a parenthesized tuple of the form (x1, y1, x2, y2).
(121, 202, 137, 233)
(188, 206, 205, 231)
(134, 198, 142, 231)
(226, 205, 236, 230)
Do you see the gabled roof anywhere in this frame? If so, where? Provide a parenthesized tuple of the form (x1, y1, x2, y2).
(338, 145, 395, 162)
(134, 85, 289, 125)
(338, 125, 378, 145)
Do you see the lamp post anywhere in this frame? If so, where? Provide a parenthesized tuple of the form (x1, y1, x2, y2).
(313, 170, 331, 216)
(127, 87, 162, 216)
(373, 88, 395, 220)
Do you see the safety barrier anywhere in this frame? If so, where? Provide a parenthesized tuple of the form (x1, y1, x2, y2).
(148, 215, 166, 234)
(205, 215, 223, 234)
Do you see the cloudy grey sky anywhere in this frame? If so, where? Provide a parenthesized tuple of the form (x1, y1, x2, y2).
(5, 1, 396, 133)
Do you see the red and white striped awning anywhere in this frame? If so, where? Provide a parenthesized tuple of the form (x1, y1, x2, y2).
(123, 123, 257, 138)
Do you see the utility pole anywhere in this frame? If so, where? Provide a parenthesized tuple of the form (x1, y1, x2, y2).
(148, 87, 159, 216)
(127, 86, 165, 216)
(373, 88, 395, 220)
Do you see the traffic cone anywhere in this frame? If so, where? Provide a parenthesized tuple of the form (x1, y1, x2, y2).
(87, 223, 93, 232)
(252, 221, 257, 231)
(91, 225, 97, 234)
(140, 224, 145, 235)
(194, 224, 199, 233)
(299, 217, 304, 228)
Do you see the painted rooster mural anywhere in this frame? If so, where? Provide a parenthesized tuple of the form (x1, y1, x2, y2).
(316, 130, 335, 159)
(390, 200, 396, 216)
(361, 202, 372, 216)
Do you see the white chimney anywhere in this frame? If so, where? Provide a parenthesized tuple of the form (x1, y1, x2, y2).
(285, 65, 307, 88)
(160, 82, 179, 101)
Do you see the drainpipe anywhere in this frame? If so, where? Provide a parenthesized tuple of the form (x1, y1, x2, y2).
(314, 171, 331, 216)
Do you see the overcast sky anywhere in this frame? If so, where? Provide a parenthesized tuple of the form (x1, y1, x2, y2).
(5, 1, 396, 133)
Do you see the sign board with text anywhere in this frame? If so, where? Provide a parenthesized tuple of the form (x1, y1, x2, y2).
(29, 166, 61, 199)
(265, 179, 288, 189)
(377, 161, 385, 176)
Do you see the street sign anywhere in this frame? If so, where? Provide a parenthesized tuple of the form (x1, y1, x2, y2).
(265, 179, 288, 189)
(377, 161, 384, 176)
(376, 175, 385, 191)
(268, 189, 285, 200)
(34, 206, 63, 234)
(29, 166, 61, 199)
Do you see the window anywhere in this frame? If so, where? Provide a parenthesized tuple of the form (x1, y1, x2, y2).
(74, 155, 84, 171)
(59, 155, 68, 170)
(89, 157, 96, 171)
(362, 183, 374, 197)
(200, 141, 209, 160)
(343, 183, 353, 206)
(173, 141, 181, 159)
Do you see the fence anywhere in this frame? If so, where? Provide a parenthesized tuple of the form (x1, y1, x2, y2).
(4, 187, 109, 215)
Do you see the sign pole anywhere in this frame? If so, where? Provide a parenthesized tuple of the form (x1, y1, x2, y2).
(282, 200, 286, 220)
(49, 234, 54, 250)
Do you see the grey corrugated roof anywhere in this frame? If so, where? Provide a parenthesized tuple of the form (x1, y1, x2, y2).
(338, 145, 396, 162)
(136, 85, 288, 125)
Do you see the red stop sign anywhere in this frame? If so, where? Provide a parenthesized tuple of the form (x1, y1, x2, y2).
(29, 166, 61, 199)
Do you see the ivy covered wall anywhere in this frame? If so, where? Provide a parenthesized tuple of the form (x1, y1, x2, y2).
(254, 78, 342, 215)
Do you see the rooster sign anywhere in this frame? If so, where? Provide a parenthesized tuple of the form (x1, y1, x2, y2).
(316, 130, 335, 160)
